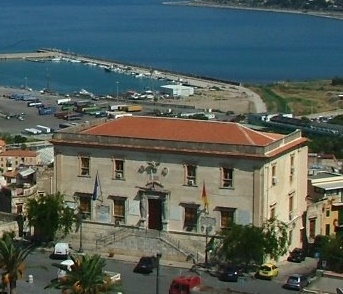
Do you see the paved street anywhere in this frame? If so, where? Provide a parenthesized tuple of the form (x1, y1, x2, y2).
(8, 249, 321, 294)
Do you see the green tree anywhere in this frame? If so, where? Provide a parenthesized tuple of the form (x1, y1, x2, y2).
(0, 232, 36, 294)
(262, 218, 289, 260)
(25, 192, 75, 243)
(216, 218, 289, 268)
(46, 254, 123, 293)
(217, 224, 265, 268)
(319, 235, 343, 273)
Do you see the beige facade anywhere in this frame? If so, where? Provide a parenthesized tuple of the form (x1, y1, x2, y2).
(0, 149, 40, 171)
(51, 116, 308, 252)
(307, 172, 343, 240)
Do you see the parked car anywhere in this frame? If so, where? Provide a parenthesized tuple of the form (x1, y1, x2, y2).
(256, 263, 279, 280)
(51, 242, 70, 260)
(283, 274, 309, 290)
(217, 264, 243, 282)
(133, 256, 157, 274)
(287, 248, 306, 263)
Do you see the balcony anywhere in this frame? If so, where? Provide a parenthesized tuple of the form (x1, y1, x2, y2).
(10, 183, 38, 198)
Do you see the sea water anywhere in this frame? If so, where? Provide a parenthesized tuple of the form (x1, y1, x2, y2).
(0, 0, 342, 95)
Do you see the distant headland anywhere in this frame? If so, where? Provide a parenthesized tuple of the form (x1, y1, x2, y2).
(163, 0, 343, 21)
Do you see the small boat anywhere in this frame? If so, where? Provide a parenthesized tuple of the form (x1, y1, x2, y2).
(79, 89, 94, 97)
(25, 58, 45, 63)
(51, 57, 62, 62)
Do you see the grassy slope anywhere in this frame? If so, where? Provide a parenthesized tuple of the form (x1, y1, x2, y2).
(248, 80, 343, 116)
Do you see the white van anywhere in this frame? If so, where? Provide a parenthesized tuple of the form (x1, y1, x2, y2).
(53, 242, 70, 259)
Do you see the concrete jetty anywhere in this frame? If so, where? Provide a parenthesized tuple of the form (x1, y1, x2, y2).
(0, 51, 57, 61)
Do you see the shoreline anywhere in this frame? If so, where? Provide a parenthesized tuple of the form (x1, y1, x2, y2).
(162, 1, 343, 21)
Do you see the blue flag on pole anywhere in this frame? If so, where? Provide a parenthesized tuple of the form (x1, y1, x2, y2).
(92, 171, 101, 201)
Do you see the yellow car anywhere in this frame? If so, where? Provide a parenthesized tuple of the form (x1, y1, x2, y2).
(256, 263, 279, 280)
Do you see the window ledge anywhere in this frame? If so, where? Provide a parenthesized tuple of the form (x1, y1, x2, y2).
(78, 175, 91, 178)
(183, 184, 198, 187)
(219, 187, 234, 190)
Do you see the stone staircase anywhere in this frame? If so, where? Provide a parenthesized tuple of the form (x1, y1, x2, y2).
(95, 226, 205, 263)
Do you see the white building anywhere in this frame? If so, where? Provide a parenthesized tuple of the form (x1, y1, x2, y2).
(160, 84, 194, 97)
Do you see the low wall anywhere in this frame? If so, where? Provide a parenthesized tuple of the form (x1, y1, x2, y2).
(0, 221, 18, 237)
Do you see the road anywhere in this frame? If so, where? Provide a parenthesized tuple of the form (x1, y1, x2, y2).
(13, 250, 317, 294)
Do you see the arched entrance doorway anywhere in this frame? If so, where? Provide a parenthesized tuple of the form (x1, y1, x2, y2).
(137, 181, 169, 231)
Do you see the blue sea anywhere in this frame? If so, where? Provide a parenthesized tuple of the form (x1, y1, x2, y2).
(0, 0, 343, 95)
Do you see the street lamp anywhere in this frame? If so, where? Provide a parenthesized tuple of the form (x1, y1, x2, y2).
(200, 216, 216, 266)
(155, 252, 162, 294)
(76, 210, 84, 253)
(204, 226, 211, 265)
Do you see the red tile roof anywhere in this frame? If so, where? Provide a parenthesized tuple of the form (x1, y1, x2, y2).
(81, 116, 284, 146)
(0, 149, 38, 157)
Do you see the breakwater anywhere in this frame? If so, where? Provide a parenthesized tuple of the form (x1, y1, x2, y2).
(36, 48, 242, 88)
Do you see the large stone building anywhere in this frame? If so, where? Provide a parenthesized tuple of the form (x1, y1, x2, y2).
(51, 116, 308, 255)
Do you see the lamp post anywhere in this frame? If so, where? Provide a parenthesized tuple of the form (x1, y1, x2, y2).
(205, 226, 209, 265)
(155, 252, 162, 294)
(200, 216, 216, 266)
(76, 210, 84, 253)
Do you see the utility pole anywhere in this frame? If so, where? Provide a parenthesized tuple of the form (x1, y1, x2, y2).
(156, 252, 162, 294)
(76, 210, 84, 253)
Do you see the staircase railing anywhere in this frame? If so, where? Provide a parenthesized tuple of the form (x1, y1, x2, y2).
(160, 232, 204, 263)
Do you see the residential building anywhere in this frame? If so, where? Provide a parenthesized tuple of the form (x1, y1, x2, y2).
(51, 116, 308, 256)
(0, 149, 41, 171)
(0, 149, 40, 213)
(0, 139, 5, 153)
(307, 171, 343, 240)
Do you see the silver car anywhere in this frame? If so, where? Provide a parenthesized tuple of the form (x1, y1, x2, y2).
(284, 274, 309, 290)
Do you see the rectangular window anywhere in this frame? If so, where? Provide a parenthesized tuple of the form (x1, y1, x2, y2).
(271, 164, 277, 185)
(326, 209, 330, 217)
(309, 219, 316, 239)
(114, 159, 124, 179)
(185, 165, 197, 186)
(325, 224, 330, 236)
(290, 155, 295, 179)
(289, 196, 294, 214)
(288, 230, 293, 245)
(184, 206, 198, 231)
(80, 156, 90, 176)
(79, 195, 91, 215)
(220, 209, 235, 228)
(222, 167, 233, 188)
(272, 165, 276, 177)
(113, 198, 126, 223)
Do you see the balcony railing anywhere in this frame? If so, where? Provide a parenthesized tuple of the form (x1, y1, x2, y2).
(11, 184, 38, 197)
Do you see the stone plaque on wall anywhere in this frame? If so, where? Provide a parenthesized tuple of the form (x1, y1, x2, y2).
(170, 205, 182, 220)
(236, 210, 251, 225)
(96, 205, 110, 223)
(128, 199, 140, 216)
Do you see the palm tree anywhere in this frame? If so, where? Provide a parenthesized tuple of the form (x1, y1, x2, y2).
(46, 254, 123, 294)
(0, 231, 36, 294)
